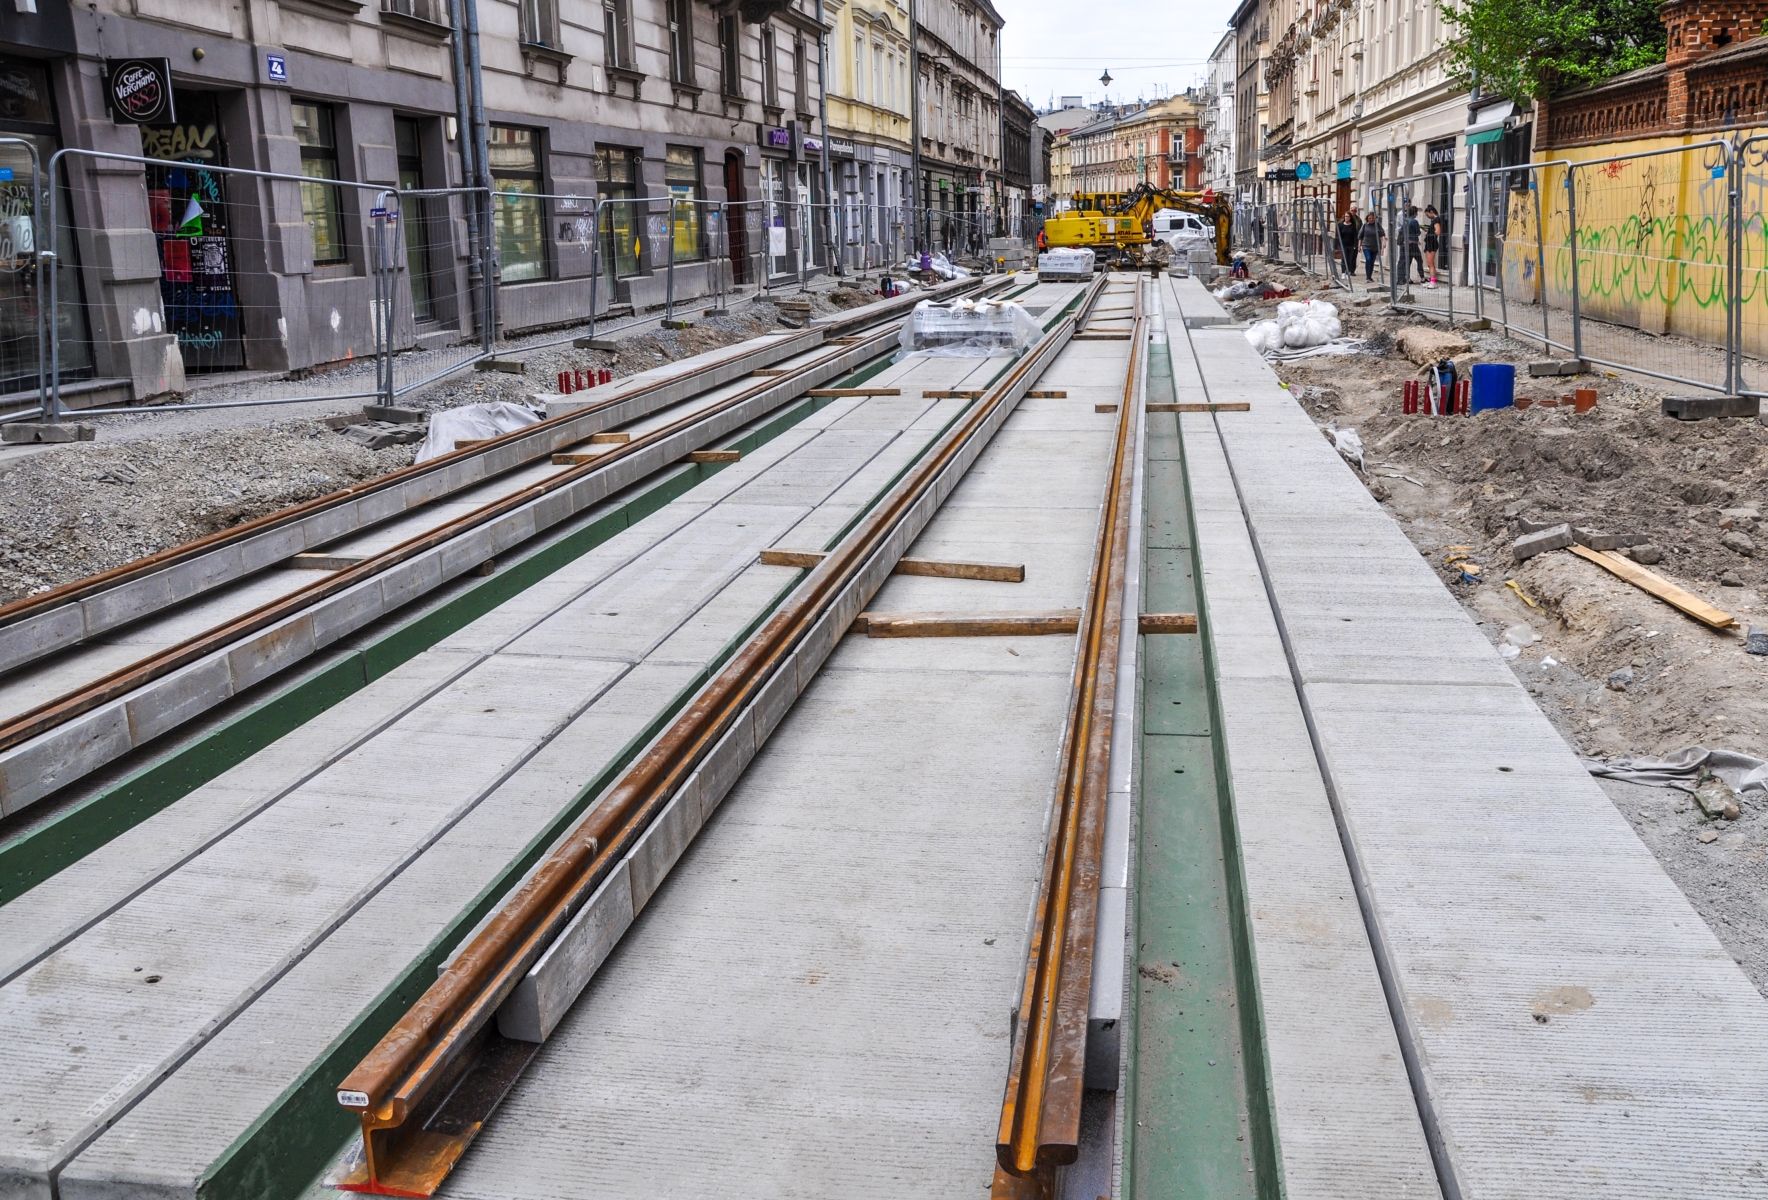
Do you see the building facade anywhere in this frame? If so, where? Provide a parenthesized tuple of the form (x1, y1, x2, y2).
(913, 0, 1001, 253)
(1232, 0, 1268, 199)
(1001, 87, 1033, 236)
(0, 0, 827, 408)
(1201, 30, 1236, 194)
(824, 0, 912, 266)
(1062, 96, 1202, 195)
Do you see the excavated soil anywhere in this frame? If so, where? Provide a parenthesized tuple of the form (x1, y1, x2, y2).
(1224, 259, 1768, 992)
(0, 284, 888, 604)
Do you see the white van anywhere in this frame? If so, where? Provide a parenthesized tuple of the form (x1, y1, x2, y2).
(1151, 208, 1215, 253)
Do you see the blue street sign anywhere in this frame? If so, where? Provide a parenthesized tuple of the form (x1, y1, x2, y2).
(266, 53, 288, 83)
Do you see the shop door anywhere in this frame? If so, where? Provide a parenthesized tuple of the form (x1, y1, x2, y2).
(1336, 178, 1351, 218)
(395, 118, 435, 322)
(723, 150, 747, 284)
(143, 91, 244, 371)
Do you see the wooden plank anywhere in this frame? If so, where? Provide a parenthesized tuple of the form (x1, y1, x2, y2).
(807, 387, 902, 397)
(288, 553, 364, 570)
(1569, 545, 1739, 629)
(751, 368, 791, 376)
(1138, 612, 1199, 635)
(855, 610, 1081, 638)
(1095, 403, 1119, 413)
(1027, 390, 1068, 398)
(552, 449, 612, 465)
(921, 389, 986, 399)
(688, 449, 741, 463)
(759, 549, 1025, 582)
(1073, 332, 1133, 341)
(1147, 402, 1252, 413)
(589, 431, 632, 443)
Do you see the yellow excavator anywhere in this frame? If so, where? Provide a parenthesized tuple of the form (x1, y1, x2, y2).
(1042, 184, 1231, 266)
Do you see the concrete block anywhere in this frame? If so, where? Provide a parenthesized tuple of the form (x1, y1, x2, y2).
(1662, 394, 1759, 421)
(1513, 522, 1573, 561)
(573, 337, 620, 351)
(475, 358, 526, 374)
(2, 422, 95, 443)
(626, 789, 702, 915)
(362, 405, 425, 424)
(497, 861, 634, 1044)
(1572, 527, 1643, 551)
(1528, 358, 1588, 377)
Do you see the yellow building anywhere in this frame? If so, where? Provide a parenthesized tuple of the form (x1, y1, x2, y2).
(824, 0, 914, 266)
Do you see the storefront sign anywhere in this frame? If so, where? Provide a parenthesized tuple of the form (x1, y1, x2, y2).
(761, 126, 790, 149)
(1427, 138, 1457, 172)
(1264, 167, 1297, 182)
(1336, 159, 1352, 180)
(106, 58, 174, 125)
(1294, 162, 1314, 180)
(828, 136, 855, 157)
(803, 137, 822, 154)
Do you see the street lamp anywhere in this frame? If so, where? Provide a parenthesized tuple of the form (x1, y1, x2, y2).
(1100, 69, 1112, 90)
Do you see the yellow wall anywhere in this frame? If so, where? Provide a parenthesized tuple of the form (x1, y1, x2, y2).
(1512, 135, 1745, 356)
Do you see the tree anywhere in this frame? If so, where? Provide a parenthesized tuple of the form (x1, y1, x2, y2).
(1438, 0, 1667, 103)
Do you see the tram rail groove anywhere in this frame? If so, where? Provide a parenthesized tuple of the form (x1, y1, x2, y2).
(0, 277, 993, 682)
(0, 280, 1008, 819)
(328, 273, 1113, 1198)
(995, 278, 1145, 1186)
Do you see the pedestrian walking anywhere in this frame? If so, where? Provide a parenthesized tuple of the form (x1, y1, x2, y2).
(1358, 213, 1384, 282)
(1423, 204, 1442, 289)
(1403, 206, 1424, 285)
(1336, 206, 1362, 279)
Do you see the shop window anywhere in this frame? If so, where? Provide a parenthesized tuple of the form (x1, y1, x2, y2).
(668, 0, 695, 85)
(596, 146, 642, 278)
(490, 125, 545, 282)
(292, 102, 346, 265)
(665, 146, 703, 261)
(0, 55, 89, 390)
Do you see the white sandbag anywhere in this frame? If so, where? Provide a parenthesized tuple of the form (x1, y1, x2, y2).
(1282, 321, 1311, 348)
(414, 400, 541, 464)
(1244, 319, 1282, 354)
(1307, 299, 1339, 321)
(1321, 316, 1343, 339)
(1276, 300, 1308, 321)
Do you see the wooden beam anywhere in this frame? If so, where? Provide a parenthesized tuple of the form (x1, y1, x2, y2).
(854, 609, 1081, 638)
(1073, 332, 1133, 341)
(759, 549, 1025, 582)
(1027, 390, 1068, 398)
(1138, 612, 1199, 634)
(751, 368, 791, 376)
(1147, 402, 1252, 413)
(589, 431, 632, 443)
(807, 387, 902, 397)
(922, 389, 986, 399)
(1569, 545, 1739, 629)
(1095, 403, 1119, 413)
(688, 449, 741, 463)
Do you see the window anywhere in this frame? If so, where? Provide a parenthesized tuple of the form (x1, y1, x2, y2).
(381, 0, 440, 22)
(760, 26, 778, 108)
(395, 117, 435, 320)
(520, 0, 559, 48)
(872, 44, 882, 109)
(665, 146, 703, 260)
(668, 0, 695, 84)
(603, 0, 632, 70)
(852, 36, 863, 101)
(719, 14, 741, 96)
(793, 37, 807, 113)
(489, 125, 544, 282)
(292, 102, 346, 265)
(596, 146, 642, 277)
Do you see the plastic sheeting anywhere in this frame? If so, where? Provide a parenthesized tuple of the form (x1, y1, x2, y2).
(1037, 248, 1096, 278)
(900, 297, 1043, 357)
(414, 400, 542, 464)
(1583, 747, 1768, 796)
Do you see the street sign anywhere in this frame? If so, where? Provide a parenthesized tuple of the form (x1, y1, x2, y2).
(266, 53, 288, 83)
(1264, 167, 1298, 182)
(1295, 162, 1314, 180)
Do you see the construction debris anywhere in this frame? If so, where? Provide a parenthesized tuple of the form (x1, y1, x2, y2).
(1394, 326, 1471, 366)
(1568, 544, 1738, 630)
(3, 423, 96, 444)
(1514, 523, 1574, 561)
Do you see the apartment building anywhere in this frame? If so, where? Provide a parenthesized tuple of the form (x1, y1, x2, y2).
(914, 0, 1002, 251)
(824, 0, 912, 266)
(0, 0, 825, 407)
(1001, 88, 1035, 236)
(1201, 30, 1235, 193)
(1064, 95, 1202, 194)
(1232, 0, 1268, 199)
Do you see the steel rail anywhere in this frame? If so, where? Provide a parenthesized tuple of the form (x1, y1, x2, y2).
(0, 317, 925, 761)
(0, 278, 991, 663)
(995, 277, 1145, 1185)
(330, 272, 1113, 1198)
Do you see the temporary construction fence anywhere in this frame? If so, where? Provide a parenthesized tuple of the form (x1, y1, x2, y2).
(12, 147, 1021, 423)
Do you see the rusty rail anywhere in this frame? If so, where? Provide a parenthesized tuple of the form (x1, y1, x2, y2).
(0, 277, 991, 650)
(994, 276, 1145, 1190)
(0, 316, 927, 759)
(329, 273, 1112, 1198)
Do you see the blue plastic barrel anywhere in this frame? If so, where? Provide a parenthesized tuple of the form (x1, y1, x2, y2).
(1470, 363, 1515, 413)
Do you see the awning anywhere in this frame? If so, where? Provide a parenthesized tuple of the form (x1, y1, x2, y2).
(1465, 97, 1515, 144)
(1466, 125, 1506, 145)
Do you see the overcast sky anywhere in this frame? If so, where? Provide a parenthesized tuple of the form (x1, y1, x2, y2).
(997, 0, 1239, 110)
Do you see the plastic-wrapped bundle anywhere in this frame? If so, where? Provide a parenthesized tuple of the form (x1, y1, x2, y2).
(1037, 247, 1095, 280)
(1246, 298, 1345, 356)
(900, 297, 1043, 356)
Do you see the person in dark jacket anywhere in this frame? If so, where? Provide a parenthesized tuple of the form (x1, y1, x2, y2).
(1336, 206, 1362, 278)
(1358, 213, 1384, 282)
(1403, 206, 1424, 284)
(1423, 204, 1443, 288)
